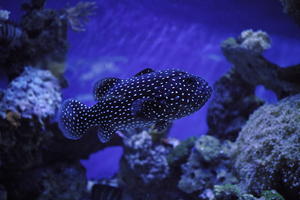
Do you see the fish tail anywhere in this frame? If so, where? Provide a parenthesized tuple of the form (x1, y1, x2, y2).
(58, 99, 92, 140)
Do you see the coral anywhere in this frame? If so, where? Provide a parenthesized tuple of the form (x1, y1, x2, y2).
(233, 94, 300, 199)
(0, 0, 71, 81)
(279, 0, 300, 25)
(0, 67, 61, 170)
(0, 67, 61, 124)
(239, 30, 271, 54)
(0, 10, 10, 21)
(167, 136, 197, 166)
(119, 131, 192, 200)
(207, 69, 263, 141)
(213, 184, 259, 200)
(178, 136, 237, 195)
(213, 185, 285, 200)
(65, 1, 97, 32)
(222, 29, 300, 98)
(121, 131, 170, 184)
(20, 7, 68, 77)
(5, 162, 87, 200)
(261, 190, 285, 200)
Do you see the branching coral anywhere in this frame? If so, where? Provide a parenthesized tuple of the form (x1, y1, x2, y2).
(65, 1, 97, 32)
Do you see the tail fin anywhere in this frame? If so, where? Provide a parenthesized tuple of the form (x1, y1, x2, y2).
(58, 99, 92, 140)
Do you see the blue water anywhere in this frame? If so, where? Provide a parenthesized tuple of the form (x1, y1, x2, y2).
(3, 0, 300, 179)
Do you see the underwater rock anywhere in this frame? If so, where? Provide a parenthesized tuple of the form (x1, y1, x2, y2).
(279, 0, 300, 25)
(0, 67, 61, 124)
(121, 131, 170, 184)
(43, 123, 122, 163)
(0, 116, 52, 171)
(222, 29, 300, 99)
(5, 162, 87, 200)
(233, 94, 300, 199)
(213, 184, 253, 200)
(167, 136, 197, 166)
(0, 66, 120, 171)
(213, 184, 285, 200)
(20, 5, 68, 77)
(0, 67, 60, 170)
(119, 130, 192, 200)
(178, 135, 237, 195)
(207, 69, 263, 141)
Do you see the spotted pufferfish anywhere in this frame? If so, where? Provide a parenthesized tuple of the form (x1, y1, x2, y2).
(58, 68, 212, 143)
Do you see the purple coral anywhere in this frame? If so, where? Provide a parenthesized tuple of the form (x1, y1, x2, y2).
(0, 67, 61, 123)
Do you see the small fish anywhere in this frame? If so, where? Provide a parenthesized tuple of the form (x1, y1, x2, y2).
(58, 68, 212, 143)
(0, 20, 22, 44)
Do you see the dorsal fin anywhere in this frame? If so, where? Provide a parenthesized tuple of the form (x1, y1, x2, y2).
(93, 77, 120, 101)
(134, 68, 155, 77)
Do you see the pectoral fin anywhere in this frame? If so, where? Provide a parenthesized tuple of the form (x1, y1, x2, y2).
(131, 98, 167, 120)
(97, 126, 115, 143)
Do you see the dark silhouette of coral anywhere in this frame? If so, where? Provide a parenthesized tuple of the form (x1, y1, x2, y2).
(207, 69, 263, 141)
(222, 29, 300, 99)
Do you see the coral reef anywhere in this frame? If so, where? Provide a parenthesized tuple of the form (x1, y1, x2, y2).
(279, 0, 300, 25)
(122, 131, 170, 184)
(119, 131, 170, 189)
(213, 184, 256, 200)
(178, 136, 237, 196)
(207, 69, 263, 141)
(213, 184, 285, 200)
(222, 29, 300, 99)
(233, 94, 300, 199)
(167, 136, 197, 166)
(0, 67, 61, 124)
(119, 130, 192, 200)
(20, 3, 68, 80)
(0, 67, 60, 170)
(0, 67, 120, 199)
(0, 1, 95, 83)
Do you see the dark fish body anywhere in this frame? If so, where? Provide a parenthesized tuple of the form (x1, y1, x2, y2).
(59, 68, 212, 142)
(0, 20, 23, 44)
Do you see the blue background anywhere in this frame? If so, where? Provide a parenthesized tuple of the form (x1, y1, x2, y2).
(2, 0, 300, 179)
